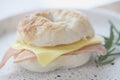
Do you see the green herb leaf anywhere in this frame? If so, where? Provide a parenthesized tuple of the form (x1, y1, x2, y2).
(109, 21, 119, 33)
(99, 58, 115, 66)
(117, 33, 120, 42)
(95, 21, 120, 67)
(109, 52, 120, 56)
(116, 43, 120, 45)
(103, 36, 109, 40)
(108, 47, 116, 54)
(104, 24, 114, 49)
(98, 55, 108, 61)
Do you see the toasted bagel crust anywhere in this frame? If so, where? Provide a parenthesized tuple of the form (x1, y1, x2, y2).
(17, 9, 94, 46)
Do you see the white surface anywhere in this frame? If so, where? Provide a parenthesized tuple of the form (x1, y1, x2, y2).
(0, 0, 119, 19)
(0, 9, 120, 80)
(40, 0, 119, 8)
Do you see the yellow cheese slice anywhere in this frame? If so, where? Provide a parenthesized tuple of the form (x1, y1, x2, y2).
(11, 35, 104, 66)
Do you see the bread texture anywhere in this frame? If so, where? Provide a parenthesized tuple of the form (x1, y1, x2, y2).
(17, 9, 94, 47)
(17, 53, 91, 72)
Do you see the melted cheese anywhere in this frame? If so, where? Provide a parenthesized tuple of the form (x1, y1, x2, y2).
(11, 35, 104, 66)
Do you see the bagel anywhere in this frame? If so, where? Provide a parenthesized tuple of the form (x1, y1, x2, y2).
(0, 9, 106, 72)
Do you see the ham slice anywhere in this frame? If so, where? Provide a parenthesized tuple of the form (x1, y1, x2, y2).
(0, 44, 106, 68)
(14, 44, 106, 63)
(0, 48, 24, 68)
(67, 44, 106, 55)
(14, 50, 36, 63)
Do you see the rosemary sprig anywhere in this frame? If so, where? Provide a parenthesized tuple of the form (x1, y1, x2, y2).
(95, 21, 120, 67)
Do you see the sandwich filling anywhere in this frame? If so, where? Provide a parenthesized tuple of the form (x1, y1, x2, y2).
(11, 35, 104, 66)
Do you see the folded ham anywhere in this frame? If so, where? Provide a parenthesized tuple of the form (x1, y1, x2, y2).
(0, 44, 106, 68)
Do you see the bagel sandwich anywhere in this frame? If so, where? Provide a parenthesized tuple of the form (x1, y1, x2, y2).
(0, 9, 106, 72)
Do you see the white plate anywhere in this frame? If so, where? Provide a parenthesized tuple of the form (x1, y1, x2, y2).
(0, 9, 120, 80)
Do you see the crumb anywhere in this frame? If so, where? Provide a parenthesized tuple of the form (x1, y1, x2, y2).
(94, 75, 97, 77)
(111, 63, 115, 65)
(57, 75, 61, 77)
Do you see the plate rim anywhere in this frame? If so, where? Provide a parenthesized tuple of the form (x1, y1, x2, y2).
(0, 8, 120, 21)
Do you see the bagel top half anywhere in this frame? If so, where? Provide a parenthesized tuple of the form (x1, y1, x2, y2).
(17, 9, 94, 47)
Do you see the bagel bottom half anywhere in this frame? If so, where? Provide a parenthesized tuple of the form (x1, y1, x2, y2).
(16, 53, 91, 72)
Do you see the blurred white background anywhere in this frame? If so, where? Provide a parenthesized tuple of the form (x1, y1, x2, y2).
(0, 0, 119, 19)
